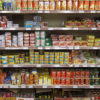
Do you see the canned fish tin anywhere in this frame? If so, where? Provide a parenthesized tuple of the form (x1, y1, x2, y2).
(50, 1, 55, 10)
(2, 56, 8, 64)
(39, 1, 44, 10)
(35, 31, 40, 39)
(41, 31, 45, 39)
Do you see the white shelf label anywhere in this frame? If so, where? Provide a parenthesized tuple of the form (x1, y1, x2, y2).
(54, 65, 60, 67)
(73, 28, 78, 30)
(29, 85, 33, 88)
(49, 28, 54, 30)
(68, 46, 73, 49)
(23, 47, 28, 49)
(75, 64, 79, 67)
(10, 28, 16, 30)
(93, 47, 98, 49)
(91, 65, 95, 67)
(0, 28, 3, 30)
(38, 47, 43, 49)
(97, 65, 100, 67)
(43, 86, 47, 88)
(26, 28, 31, 30)
(79, 11, 84, 13)
(46, 47, 50, 49)
(55, 86, 60, 88)
(36, 28, 40, 30)
(91, 28, 96, 30)
(21, 85, 26, 88)
(90, 86, 94, 88)
(73, 85, 78, 88)
(0, 85, 2, 88)
(83, 64, 87, 67)
(13, 65, 20, 67)
(3, 65, 8, 67)
(15, 11, 21, 13)
(4, 85, 8, 88)
(45, 11, 50, 13)
(75, 46, 80, 49)
(38, 11, 43, 13)
(37, 64, 41, 67)
(90, 11, 96, 13)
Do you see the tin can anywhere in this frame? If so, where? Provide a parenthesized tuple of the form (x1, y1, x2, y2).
(67, 0, 72, 10)
(78, 0, 84, 10)
(16, 0, 21, 10)
(56, 1, 61, 10)
(50, 1, 55, 10)
(44, 1, 49, 10)
(61, 1, 66, 10)
(90, 0, 95, 10)
(84, 0, 89, 10)
(22, 0, 27, 10)
(61, 78, 66, 85)
(56, 78, 61, 85)
(73, 0, 78, 10)
(95, 0, 100, 10)
(28, 0, 33, 10)
(39, 1, 44, 10)
(33, 1, 39, 10)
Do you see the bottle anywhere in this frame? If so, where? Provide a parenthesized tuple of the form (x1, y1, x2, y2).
(3, 0, 8, 10)
(12, 0, 16, 10)
(0, 0, 3, 11)
(8, 0, 13, 10)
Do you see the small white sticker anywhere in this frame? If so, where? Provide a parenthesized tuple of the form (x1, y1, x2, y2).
(90, 11, 96, 13)
(55, 86, 60, 88)
(73, 85, 78, 88)
(93, 47, 98, 49)
(26, 28, 31, 30)
(68, 46, 73, 49)
(36, 28, 40, 30)
(91, 28, 96, 30)
(45, 11, 50, 13)
(3, 65, 8, 67)
(43, 86, 47, 88)
(79, 11, 84, 13)
(54, 65, 60, 67)
(90, 86, 94, 88)
(37, 64, 41, 67)
(73, 28, 78, 30)
(75, 46, 80, 49)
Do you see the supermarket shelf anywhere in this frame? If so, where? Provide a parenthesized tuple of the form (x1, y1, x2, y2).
(0, 27, 100, 31)
(0, 85, 99, 88)
(0, 10, 100, 14)
(1, 47, 100, 50)
(0, 64, 99, 68)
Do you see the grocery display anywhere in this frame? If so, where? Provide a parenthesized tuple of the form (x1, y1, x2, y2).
(1, 0, 100, 99)
(0, 0, 100, 11)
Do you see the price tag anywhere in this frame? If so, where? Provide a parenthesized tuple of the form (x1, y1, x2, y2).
(4, 85, 8, 88)
(0, 28, 3, 30)
(10, 28, 16, 30)
(73, 28, 78, 30)
(11, 85, 17, 88)
(73, 85, 78, 88)
(90, 86, 94, 88)
(0, 85, 2, 88)
(68, 46, 73, 49)
(3, 65, 8, 67)
(54, 47, 59, 49)
(83, 64, 87, 67)
(75, 46, 80, 49)
(79, 11, 84, 13)
(54, 65, 60, 67)
(97, 65, 100, 67)
(26, 28, 31, 30)
(91, 65, 95, 67)
(75, 64, 79, 67)
(45, 11, 50, 13)
(46, 47, 50, 49)
(49, 28, 54, 30)
(15, 10, 21, 13)
(90, 11, 96, 13)
(23, 47, 28, 49)
(93, 47, 98, 49)
(13, 65, 20, 67)
(38, 47, 43, 49)
(43, 86, 47, 88)
(91, 28, 96, 30)
(38, 11, 43, 13)
(36, 28, 40, 30)
(29, 85, 33, 88)
(55, 86, 60, 88)
(37, 64, 41, 67)
(21, 85, 26, 88)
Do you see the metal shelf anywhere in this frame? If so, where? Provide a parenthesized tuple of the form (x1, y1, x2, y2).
(0, 64, 99, 68)
(0, 27, 99, 31)
(0, 10, 100, 14)
(0, 85, 99, 89)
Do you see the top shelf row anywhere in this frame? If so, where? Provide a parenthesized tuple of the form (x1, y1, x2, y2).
(0, 0, 100, 14)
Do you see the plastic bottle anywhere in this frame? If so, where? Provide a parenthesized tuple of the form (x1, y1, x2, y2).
(12, 0, 16, 10)
(3, 0, 8, 10)
(8, 0, 13, 10)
